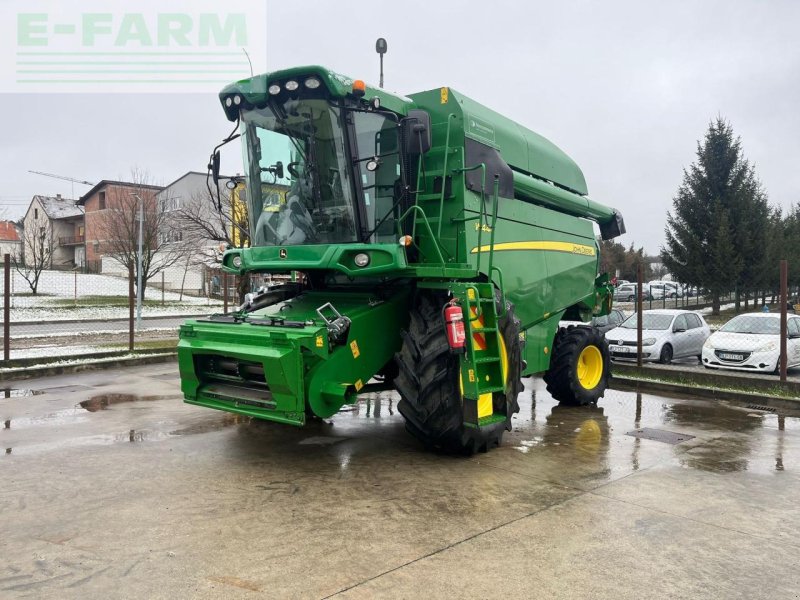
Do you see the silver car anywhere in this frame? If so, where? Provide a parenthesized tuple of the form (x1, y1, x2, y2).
(606, 309, 711, 363)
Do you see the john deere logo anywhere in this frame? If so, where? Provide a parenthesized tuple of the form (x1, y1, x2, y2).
(279, 248, 287, 259)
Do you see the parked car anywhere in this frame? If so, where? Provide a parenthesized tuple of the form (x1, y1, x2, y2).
(650, 282, 681, 299)
(558, 309, 627, 335)
(701, 312, 800, 373)
(591, 308, 627, 334)
(613, 284, 654, 302)
(615, 279, 630, 287)
(606, 309, 711, 363)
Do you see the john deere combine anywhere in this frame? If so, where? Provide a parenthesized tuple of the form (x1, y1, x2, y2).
(178, 65, 625, 453)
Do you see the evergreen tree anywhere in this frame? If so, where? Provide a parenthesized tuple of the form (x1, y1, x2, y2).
(661, 117, 768, 314)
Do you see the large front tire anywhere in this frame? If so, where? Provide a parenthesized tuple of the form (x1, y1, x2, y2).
(394, 293, 522, 454)
(544, 325, 610, 406)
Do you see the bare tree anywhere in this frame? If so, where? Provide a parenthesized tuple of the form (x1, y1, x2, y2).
(14, 222, 54, 295)
(97, 170, 187, 297)
(174, 182, 251, 300)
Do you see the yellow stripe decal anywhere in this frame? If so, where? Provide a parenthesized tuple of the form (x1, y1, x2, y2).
(470, 241, 596, 256)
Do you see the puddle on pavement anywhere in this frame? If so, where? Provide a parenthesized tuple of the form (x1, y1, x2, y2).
(506, 382, 800, 477)
(170, 413, 249, 436)
(79, 393, 177, 412)
(0, 388, 45, 399)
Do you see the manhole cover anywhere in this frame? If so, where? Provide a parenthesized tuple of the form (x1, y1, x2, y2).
(625, 427, 695, 445)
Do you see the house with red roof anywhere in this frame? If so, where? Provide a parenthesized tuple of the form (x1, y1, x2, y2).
(0, 221, 21, 259)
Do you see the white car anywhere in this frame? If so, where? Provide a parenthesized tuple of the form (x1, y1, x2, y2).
(606, 309, 711, 363)
(702, 312, 800, 373)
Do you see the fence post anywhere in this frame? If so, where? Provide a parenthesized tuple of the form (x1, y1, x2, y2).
(223, 271, 228, 313)
(637, 263, 643, 367)
(161, 271, 165, 306)
(780, 259, 788, 382)
(3, 254, 9, 363)
(74, 269, 78, 307)
(129, 263, 134, 352)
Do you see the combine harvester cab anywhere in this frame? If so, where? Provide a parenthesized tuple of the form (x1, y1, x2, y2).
(178, 65, 625, 453)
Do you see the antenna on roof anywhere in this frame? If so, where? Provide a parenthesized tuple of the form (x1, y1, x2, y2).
(29, 170, 95, 201)
(375, 38, 387, 88)
(242, 48, 254, 77)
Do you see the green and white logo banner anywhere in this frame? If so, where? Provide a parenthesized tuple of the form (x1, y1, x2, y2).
(1, 0, 267, 93)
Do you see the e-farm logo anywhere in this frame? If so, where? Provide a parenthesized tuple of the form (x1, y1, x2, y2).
(0, 1, 267, 93)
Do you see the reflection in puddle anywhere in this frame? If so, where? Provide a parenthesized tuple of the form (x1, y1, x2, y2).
(79, 394, 168, 412)
(4, 413, 244, 456)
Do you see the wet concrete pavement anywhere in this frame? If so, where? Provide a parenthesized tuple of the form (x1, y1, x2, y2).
(1, 363, 799, 599)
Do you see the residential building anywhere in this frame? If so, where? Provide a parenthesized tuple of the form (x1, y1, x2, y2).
(0, 221, 21, 259)
(77, 180, 162, 272)
(155, 171, 229, 294)
(21, 195, 85, 268)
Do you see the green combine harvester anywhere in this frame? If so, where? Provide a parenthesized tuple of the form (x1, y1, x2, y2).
(178, 65, 625, 453)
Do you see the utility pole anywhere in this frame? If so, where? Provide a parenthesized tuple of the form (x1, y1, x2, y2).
(376, 38, 387, 88)
(130, 193, 144, 329)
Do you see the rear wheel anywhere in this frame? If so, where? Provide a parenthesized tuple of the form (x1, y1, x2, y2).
(544, 326, 610, 406)
(659, 344, 673, 364)
(394, 293, 523, 454)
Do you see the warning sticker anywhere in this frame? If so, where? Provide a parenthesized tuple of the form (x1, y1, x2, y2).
(350, 340, 360, 358)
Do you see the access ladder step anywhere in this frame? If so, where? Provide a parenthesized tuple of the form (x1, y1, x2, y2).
(474, 356, 501, 364)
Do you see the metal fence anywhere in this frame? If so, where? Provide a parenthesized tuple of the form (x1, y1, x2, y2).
(607, 260, 796, 383)
(0, 253, 228, 366)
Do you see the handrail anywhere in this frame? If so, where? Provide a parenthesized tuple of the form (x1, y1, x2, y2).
(453, 162, 486, 275)
(487, 175, 500, 280)
(398, 205, 446, 265)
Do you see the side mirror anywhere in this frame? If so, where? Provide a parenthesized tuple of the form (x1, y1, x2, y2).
(402, 109, 431, 155)
(210, 150, 221, 184)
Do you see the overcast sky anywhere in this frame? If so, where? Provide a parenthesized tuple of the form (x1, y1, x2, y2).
(1, 0, 798, 254)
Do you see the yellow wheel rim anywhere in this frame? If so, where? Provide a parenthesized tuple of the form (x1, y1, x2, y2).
(576, 345, 603, 390)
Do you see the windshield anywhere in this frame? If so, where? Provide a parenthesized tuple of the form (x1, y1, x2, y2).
(241, 97, 402, 247)
(621, 313, 674, 330)
(720, 315, 780, 335)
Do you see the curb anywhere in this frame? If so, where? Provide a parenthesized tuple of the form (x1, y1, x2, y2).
(0, 352, 177, 382)
(610, 375, 800, 411)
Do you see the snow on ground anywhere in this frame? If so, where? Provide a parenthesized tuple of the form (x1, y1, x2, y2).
(8, 304, 217, 323)
(0, 269, 223, 322)
(1, 269, 220, 306)
(10, 344, 124, 360)
(0, 351, 175, 370)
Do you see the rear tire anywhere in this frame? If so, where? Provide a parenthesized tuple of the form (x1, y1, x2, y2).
(394, 293, 523, 454)
(544, 326, 610, 406)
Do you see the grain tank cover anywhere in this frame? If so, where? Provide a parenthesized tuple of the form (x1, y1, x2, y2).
(421, 89, 589, 196)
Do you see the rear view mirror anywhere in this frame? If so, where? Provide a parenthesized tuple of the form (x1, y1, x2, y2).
(210, 150, 221, 184)
(402, 109, 431, 155)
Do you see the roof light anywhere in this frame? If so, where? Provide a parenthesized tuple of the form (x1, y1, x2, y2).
(233, 95, 242, 106)
(285, 80, 299, 91)
(224, 97, 233, 107)
(370, 96, 381, 109)
(268, 84, 281, 95)
(352, 80, 366, 97)
(304, 77, 321, 89)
